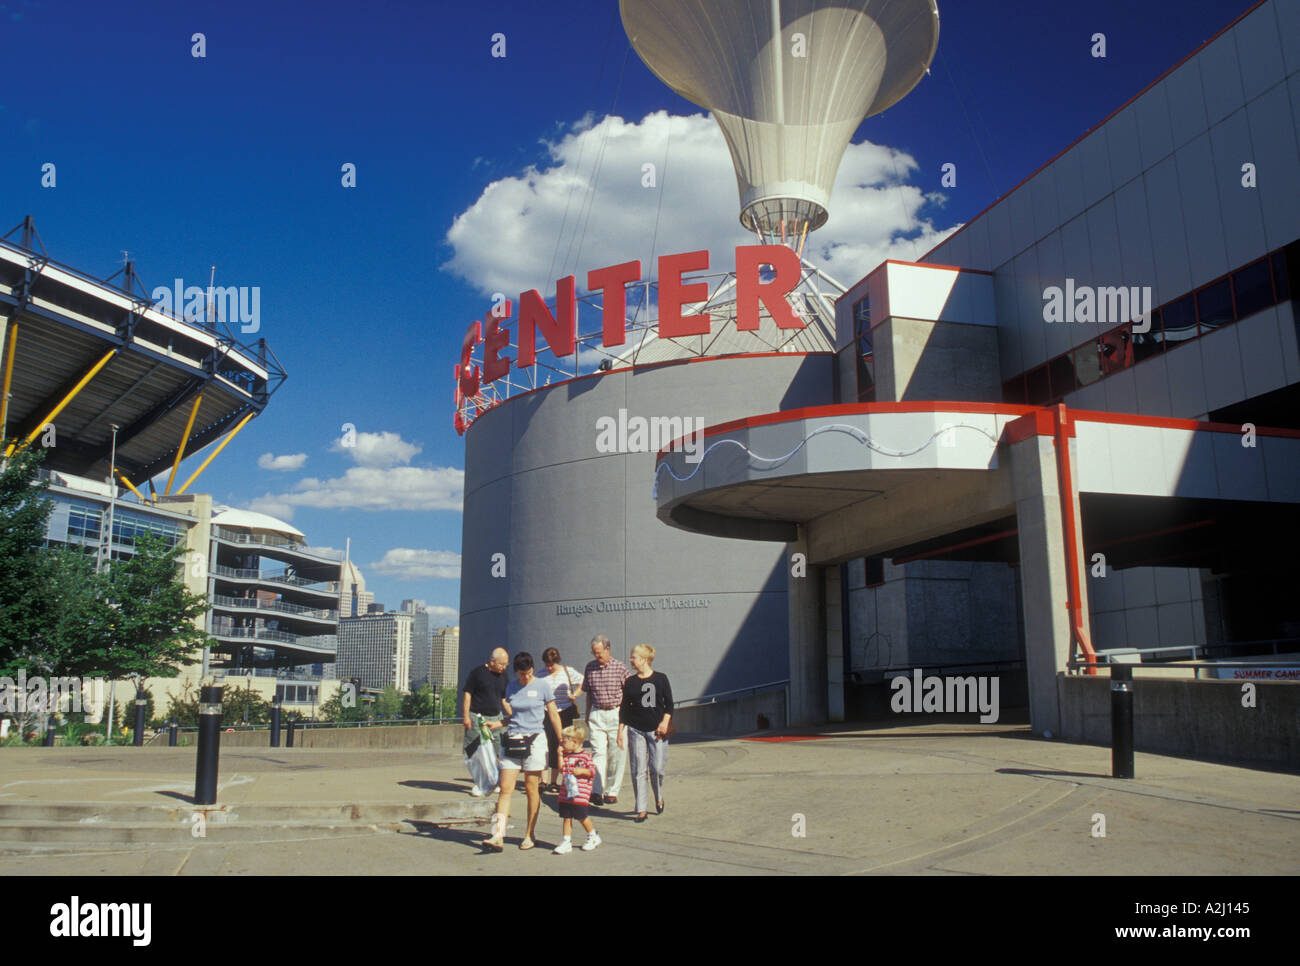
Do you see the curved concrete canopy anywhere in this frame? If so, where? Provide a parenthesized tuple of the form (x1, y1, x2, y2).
(654, 403, 1300, 565)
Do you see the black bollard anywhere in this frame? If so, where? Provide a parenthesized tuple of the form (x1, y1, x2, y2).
(43, 718, 57, 746)
(1110, 665, 1134, 779)
(132, 691, 147, 747)
(194, 685, 224, 805)
(270, 696, 282, 748)
(286, 715, 296, 748)
(168, 718, 178, 747)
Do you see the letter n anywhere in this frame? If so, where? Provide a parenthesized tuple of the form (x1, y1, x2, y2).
(517, 277, 576, 368)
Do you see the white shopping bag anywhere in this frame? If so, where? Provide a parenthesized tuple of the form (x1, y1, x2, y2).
(465, 729, 499, 794)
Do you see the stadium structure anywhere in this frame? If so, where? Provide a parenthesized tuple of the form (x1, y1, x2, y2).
(458, 0, 1300, 760)
(0, 217, 344, 717)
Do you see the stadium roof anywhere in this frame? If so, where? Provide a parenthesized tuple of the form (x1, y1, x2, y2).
(0, 217, 285, 490)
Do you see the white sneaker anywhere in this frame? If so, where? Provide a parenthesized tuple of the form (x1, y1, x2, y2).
(469, 787, 487, 797)
(581, 833, 601, 851)
(553, 838, 573, 854)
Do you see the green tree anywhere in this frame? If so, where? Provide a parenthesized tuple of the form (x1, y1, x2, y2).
(227, 682, 271, 725)
(162, 682, 273, 726)
(435, 684, 459, 720)
(401, 683, 436, 719)
(374, 685, 403, 719)
(316, 687, 370, 723)
(0, 449, 57, 679)
(71, 532, 211, 681)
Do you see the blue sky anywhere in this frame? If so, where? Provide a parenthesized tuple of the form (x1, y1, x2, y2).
(2, 0, 1255, 621)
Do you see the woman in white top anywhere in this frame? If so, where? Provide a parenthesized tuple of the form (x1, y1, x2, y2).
(542, 646, 584, 792)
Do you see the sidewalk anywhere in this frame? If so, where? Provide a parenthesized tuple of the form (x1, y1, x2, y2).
(1, 723, 1296, 875)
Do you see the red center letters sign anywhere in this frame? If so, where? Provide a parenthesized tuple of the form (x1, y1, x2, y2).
(454, 245, 805, 434)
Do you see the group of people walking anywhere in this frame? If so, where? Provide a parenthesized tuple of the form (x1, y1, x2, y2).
(460, 634, 674, 853)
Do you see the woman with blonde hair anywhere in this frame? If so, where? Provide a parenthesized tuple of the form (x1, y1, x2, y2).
(616, 643, 673, 822)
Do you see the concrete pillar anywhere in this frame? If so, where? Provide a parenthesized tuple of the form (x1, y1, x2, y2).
(787, 531, 827, 725)
(825, 565, 845, 723)
(1010, 431, 1090, 736)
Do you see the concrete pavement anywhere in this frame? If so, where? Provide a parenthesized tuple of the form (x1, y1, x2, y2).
(0, 723, 1296, 875)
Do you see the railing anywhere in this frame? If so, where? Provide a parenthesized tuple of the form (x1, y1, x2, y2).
(674, 679, 790, 728)
(211, 526, 343, 560)
(209, 626, 338, 653)
(1081, 639, 1300, 678)
(211, 594, 337, 621)
(210, 564, 337, 591)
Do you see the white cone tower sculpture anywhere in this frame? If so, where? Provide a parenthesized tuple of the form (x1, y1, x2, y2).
(621, 0, 939, 246)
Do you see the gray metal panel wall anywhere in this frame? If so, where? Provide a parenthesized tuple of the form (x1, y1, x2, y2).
(459, 354, 835, 702)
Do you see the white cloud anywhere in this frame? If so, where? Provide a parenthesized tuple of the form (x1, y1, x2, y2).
(246, 466, 463, 519)
(330, 430, 422, 468)
(425, 605, 459, 625)
(369, 548, 462, 581)
(258, 452, 307, 472)
(442, 110, 959, 298)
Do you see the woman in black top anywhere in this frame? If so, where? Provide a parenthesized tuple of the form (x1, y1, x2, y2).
(616, 643, 673, 821)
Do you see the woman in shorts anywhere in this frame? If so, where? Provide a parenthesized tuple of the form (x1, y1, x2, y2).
(484, 651, 564, 851)
(541, 646, 584, 791)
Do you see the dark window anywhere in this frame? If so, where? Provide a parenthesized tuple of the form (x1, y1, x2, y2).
(1073, 341, 1103, 385)
(864, 557, 884, 588)
(1047, 355, 1076, 399)
(1002, 374, 1026, 404)
(1271, 250, 1290, 301)
(1162, 295, 1197, 345)
(1195, 278, 1233, 331)
(1232, 260, 1273, 318)
(1132, 309, 1165, 362)
(854, 298, 874, 402)
(1025, 365, 1051, 404)
(1096, 325, 1134, 375)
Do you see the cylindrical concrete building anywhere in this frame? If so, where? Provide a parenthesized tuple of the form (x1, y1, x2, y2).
(459, 350, 834, 702)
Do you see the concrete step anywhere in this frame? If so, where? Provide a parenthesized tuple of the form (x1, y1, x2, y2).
(0, 800, 495, 845)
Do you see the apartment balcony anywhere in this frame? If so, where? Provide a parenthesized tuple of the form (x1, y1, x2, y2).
(210, 564, 342, 604)
(209, 621, 338, 663)
(211, 593, 338, 624)
(212, 525, 343, 562)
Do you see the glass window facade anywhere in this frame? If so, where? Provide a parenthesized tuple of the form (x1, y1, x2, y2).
(1003, 244, 1293, 405)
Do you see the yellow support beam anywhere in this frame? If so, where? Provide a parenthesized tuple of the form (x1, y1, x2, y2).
(164, 393, 204, 495)
(5, 348, 116, 458)
(175, 410, 255, 496)
(114, 469, 146, 502)
(0, 320, 16, 451)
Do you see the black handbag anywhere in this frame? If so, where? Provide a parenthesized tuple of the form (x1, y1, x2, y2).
(503, 733, 537, 761)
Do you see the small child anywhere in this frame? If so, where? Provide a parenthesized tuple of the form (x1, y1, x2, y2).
(554, 721, 601, 854)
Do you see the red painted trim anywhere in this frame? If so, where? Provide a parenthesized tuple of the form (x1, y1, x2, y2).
(463, 350, 834, 436)
(1052, 405, 1098, 674)
(891, 527, 1018, 565)
(1070, 409, 1300, 439)
(1089, 518, 1216, 553)
(914, 0, 1270, 268)
(1005, 409, 1066, 444)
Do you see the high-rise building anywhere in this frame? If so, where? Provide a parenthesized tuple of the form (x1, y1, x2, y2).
(336, 560, 374, 618)
(337, 612, 413, 692)
(431, 625, 460, 690)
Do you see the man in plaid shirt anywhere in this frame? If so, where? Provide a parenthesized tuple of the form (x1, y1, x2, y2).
(583, 634, 633, 805)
